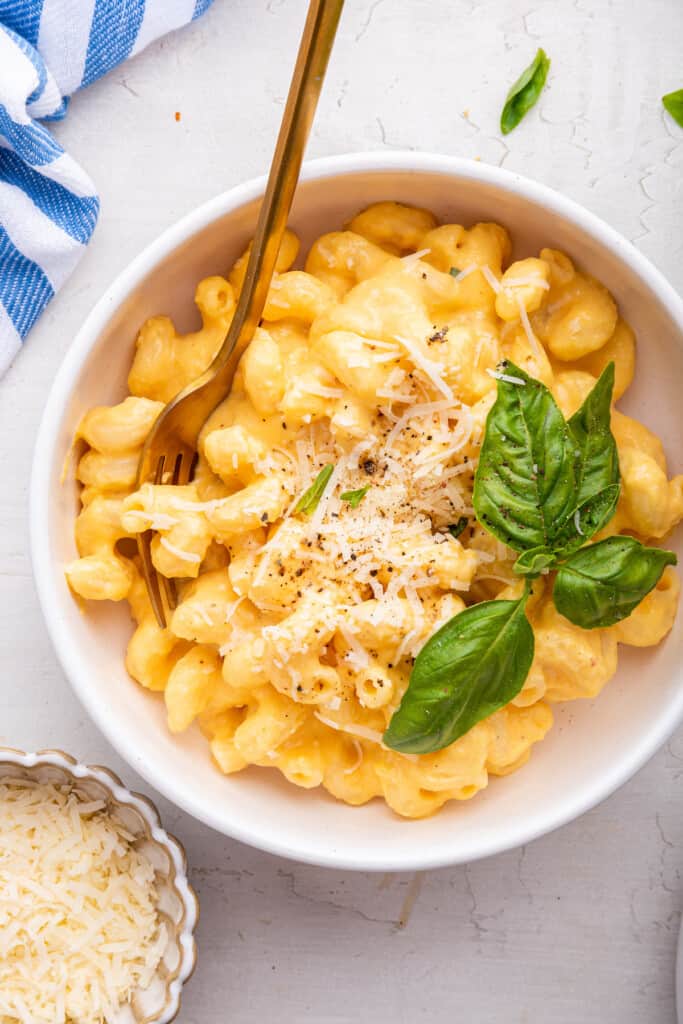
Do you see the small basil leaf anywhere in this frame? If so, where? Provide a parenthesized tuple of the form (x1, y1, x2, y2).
(514, 546, 555, 577)
(663, 89, 683, 128)
(447, 517, 469, 539)
(567, 362, 619, 514)
(553, 536, 677, 629)
(295, 464, 334, 515)
(551, 484, 621, 561)
(473, 361, 578, 553)
(383, 594, 534, 754)
(340, 486, 370, 509)
(500, 48, 551, 135)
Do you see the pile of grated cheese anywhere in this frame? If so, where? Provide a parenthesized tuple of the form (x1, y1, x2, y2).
(0, 778, 167, 1024)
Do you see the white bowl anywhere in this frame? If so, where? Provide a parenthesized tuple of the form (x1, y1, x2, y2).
(31, 152, 683, 871)
(0, 747, 198, 1023)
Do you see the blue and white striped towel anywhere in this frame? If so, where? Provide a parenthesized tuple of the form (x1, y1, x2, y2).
(0, 0, 213, 376)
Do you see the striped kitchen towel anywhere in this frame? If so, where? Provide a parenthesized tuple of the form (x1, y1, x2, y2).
(0, 0, 213, 376)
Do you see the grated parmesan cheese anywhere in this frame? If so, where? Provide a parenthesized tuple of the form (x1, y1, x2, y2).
(480, 264, 502, 294)
(400, 247, 431, 266)
(122, 510, 180, 531)
(313, 713, 386, 746)
(305, 382, 345, 399)
(502, 276, 550, 290)
(0, 779, 165, 1024)
(392, 334, 454, 401)
(516, 295, 543, 360)
(159, 536, 201, 563)
(313, 714, 418, 762)
(486, 368, 527, 386)
(449, 263, 478, 282)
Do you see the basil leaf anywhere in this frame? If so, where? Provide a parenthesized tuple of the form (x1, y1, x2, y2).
(383, 593, 534, 754)
(568, 362, 619, 514)
(340, 486, 370, 509)
(295, 464, 334, 515)
(551, 484, 620, 560)
(554, 536, 677, 628)
(663, 89, 683, 128)
(447, 517, 469, 539)
(514, 546, 555, 577)
(500, 48, 551, 135)
(473, 361, 578, 553)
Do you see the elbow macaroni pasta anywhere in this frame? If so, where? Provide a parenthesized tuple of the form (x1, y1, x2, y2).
(66, 201, 682, 819)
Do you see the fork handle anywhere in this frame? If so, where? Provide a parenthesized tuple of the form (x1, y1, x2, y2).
(212, 0, 344, 378)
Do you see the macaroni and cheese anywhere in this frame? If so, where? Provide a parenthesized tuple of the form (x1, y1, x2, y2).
(66, 201, 683, 818)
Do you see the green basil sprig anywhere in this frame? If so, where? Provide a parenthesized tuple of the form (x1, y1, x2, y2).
(384, 585, 535, 754)
(340, 486, 370, 509)
(473, 361, 579, 553)
(474, 360, 620, 568)
(384, 361, 677, 755)
(554, 537, 677, 628)
(295, 464, 334, 515)
(500, 48, 551, 135)
(663, 89, 683, 128)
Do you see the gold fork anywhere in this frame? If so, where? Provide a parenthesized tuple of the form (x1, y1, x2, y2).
(135, 0, 345, 627)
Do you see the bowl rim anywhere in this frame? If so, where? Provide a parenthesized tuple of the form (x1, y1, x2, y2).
(0, 746, 198, 1023)
(30, 150, 683, 871)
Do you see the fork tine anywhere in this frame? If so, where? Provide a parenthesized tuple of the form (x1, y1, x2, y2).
(137, 455, 169, 628)
(159, 570, 178, 614)
(158, 450, 188, 614)
(138, 530, 166, 628)
(175, 449, 196, 486)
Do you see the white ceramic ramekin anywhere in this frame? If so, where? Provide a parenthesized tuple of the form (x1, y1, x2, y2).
(30, 152, 683, 871)
(0, 748, 198, 1023)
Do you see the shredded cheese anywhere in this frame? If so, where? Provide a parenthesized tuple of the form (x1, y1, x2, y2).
(0, 779, 165, 1024)
(486, 368, 527, 386)
(400, 247, 432, 266)
(503, 276, 550, 290)
(313, 713, 386, 746)
(123, 510, 180, 531)
(224, 596, 245, 626)
(516, 295, 543, 360)
(450, 263, 478, 282)
(305, 382, 345, 399)
(338, 623, 370, 670)
(393, 334, 454, 401)
(313, 715, 418, 762)
(159, 537, 201, 563)
(480, 264, 502, 294)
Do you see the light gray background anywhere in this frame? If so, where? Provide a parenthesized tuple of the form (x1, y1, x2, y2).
(2, 1, 682, 1021)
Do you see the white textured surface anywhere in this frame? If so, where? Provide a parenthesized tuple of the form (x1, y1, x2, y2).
(2, 1, 682, 1021)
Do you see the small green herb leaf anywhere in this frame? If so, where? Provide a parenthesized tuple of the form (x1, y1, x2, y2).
(551, 484, 620, 560)
(383, 592, 534, 754)
(500, 48, 551, 135)
(663, 89, 683, 128)
(514, 546, 556, 577)
(568, 362, 619, 513)
(449, 267, 462, 278)
(447, 517, 469, 540)
(340, 486, 370, 509)
(473, 361, 578, 553)
(554, 536, 677, 629)
(295, 464, 334, 515)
